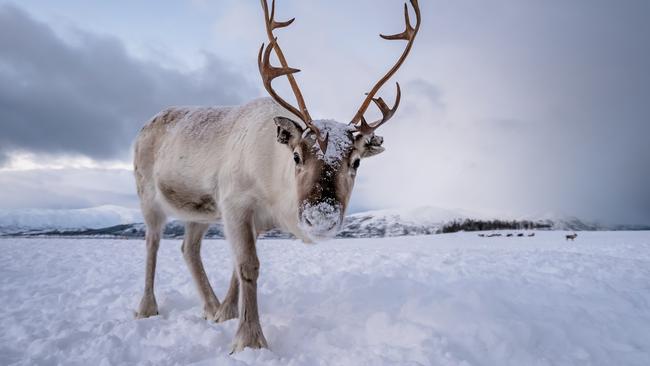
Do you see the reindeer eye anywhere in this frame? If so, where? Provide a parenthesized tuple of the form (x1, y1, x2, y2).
(293, 152, 301, 164)
(352, 158, 360, 170)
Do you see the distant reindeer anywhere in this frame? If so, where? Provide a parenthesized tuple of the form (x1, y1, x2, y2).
(566, 233, 578, 241)
(132, 0, 421, 352)
(528, 232, 535, 237)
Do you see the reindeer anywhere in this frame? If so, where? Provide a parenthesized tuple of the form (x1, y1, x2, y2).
(566, 232, 578, 241)
(132, 0, 421, 352)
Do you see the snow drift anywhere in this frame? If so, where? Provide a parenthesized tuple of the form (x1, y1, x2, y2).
(1, 231, 649, 365)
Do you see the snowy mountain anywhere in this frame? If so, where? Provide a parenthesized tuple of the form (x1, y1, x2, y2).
(1, 205, 645, 238)
(0, 205, 460, 238)
(337, 206, 466, 238)
(0, 205, 142, 234)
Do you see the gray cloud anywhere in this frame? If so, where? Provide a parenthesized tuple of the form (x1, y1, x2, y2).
(344, 0, 650, 225)
(0, 1, 649, 225)
(0, 168, 137, 209)
(0, 4, 255, 161)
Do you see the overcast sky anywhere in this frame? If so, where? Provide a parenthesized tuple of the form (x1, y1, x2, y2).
(0, 0, 649, 225)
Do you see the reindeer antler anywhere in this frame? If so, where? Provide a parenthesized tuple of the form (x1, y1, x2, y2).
(258, 0, 328, 152)
(350, 0, 421, 135)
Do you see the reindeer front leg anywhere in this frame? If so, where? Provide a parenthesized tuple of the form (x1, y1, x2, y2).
(223, 210, 267, 353)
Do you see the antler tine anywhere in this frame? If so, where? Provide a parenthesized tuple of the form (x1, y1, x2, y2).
(357, 83, 402, 135)
(370, 82, 401, 129)
(259, 0, 328, 151)
(380, 2, 416, 41)
(350, 0, 421, 134)
(260, 0, 312, 122)
(257, 40, 303, 121)
(268, 0, 295, 29)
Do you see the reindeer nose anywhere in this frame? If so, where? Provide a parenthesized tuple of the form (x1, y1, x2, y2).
(300, 201, 342, 236)
(304, 217, 336, 229)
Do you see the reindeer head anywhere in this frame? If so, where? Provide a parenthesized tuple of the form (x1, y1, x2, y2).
(258, 0, 421, 240)
(272, 117, 386, 239)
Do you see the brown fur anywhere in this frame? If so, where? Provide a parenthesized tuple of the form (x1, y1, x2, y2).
(293, 137, 357, 219)
(158, 182, 217, 215)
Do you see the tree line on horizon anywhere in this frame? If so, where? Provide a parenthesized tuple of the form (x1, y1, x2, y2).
(438, 219, 552, 234)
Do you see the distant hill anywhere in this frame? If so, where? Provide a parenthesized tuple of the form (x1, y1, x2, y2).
(1, 205, 647, 239)
(0, 205, 142, 234)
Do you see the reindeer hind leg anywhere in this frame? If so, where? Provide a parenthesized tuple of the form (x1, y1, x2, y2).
(214, 269, 239, 323)
(182, 222, 221, 320)
(136, 204, 166, 318)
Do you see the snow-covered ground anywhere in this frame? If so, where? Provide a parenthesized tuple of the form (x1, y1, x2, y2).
(1, 231, 649, 365)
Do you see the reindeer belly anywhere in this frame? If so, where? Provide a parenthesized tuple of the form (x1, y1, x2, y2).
(156, 180, 221, 223)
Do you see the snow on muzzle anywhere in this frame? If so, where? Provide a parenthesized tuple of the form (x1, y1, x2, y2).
(299, 201, 342, 241)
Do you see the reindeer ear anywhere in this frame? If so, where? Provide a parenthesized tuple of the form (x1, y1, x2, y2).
(358, 134, 386, 158)
(274, 117, 304, 146)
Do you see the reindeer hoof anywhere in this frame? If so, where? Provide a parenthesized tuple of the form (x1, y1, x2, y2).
(135, 294, 159, 318)
(202, 302, 221, 321)
(231, 322, 268, 353)
(213, 302, 239, 323)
